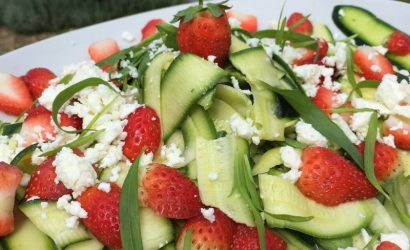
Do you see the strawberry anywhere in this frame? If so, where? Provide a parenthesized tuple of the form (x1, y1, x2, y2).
(0, 72, 33, 116)
(376, 241, 402, 250)
(353, 46, 394, 81)
(357, 142, 399, 181)
(176, 208, 235, 250)
(311, 86, 340, 115)
(141, 19, 164, 40)
(88, 38, 120, 66)
(286, 12, 313, 35)
(383, 116, 410, 150)
(231, 224, 287, 250)
(0, 162, 23, 236)
(292, 39, 328, 65)
(141, 163, 202, 219)
(123, 106, 161, 162)
(22, 68, 56, 99)
(226, 10, 258, 32)
(24, 157, 72, 201)
(386, 31, 410, 56)
(297, 147, 378, 206)
(60, 113, 83, 130)
(175, 2, 231, 65)
(78, 183, 121, 249)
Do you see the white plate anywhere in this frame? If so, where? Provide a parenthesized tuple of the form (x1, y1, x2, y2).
(0, 0, 409, 121)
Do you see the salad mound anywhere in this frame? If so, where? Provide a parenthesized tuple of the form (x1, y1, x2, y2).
(1, 1, 410, 250)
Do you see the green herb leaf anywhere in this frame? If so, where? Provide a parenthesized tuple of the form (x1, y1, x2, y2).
(341, 80, 379, 107)
(346, 46, 362, 97)
(277, 1, 287, 30)
(330, 107, 375, 113)
(60, 73, 74, 85)
(120, 153, 143, 250)
(11, 144, 38, 174)
(266, 213, 314, 222)
(183, 229, 193, 250)
(207, 3, 223, 17)
(336, 34, 358, 43)
(282, 138, 306, 149)
(361, 232, 379, 250)
(156, 22, 178, 50)
(1, 122, 22, 136)
(270, 53, 305, 93)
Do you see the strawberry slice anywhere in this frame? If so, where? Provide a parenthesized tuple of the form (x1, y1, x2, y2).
(376, 241, 402, 250)
(0, 162, 23, 236)
(88, 38, 120, 64)
(226, 10, 258, 32)
(141, 163, 202, 219)
(292, 39, 328, 66)
(0, 72, 33, 116)
(141, 19, 164, 40)
(286, 12, 313, 35)
(231, 224, 287, 250)
(176, 208, 235, 250)
(386, 31, 410, 56)
(297, 147, 378, 206)
(78, 183, 121, 249)
(353, 46, 394, 81)
(383, 116, 410, 150)
(123, 106, 161, 162)
(357, 142, 399, 181)
(312, 86, 340, 115)
(22, 68, 56, 99)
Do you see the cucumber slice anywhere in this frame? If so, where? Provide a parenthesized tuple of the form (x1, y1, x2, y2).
(385, 201, 410, 237)
(64, 238, 103, 250)
(19, 200, 90, 248)
(1, 209, 58, 250)
(189, 106, 217, 139)
(368, 198, 397, 234)
(312, 22, 335, 43)
(275, 229, 312, 250)
(251, 147, 282, 175)
(160, 53, 227, 140)
(198, 89, 216, 110)
(165, 130, 185, 151)
(208, 98, 240, 133)
(214, 84, 252, 118)
(259, 175, 373, 238)
(143, 52, 175, 116)
(140, 207, 174, 250)
(99, 161, 130, 187)
(316, 236, 353, 250)
(196, 136, 254, 226)
(230, 35, 250, 54)
(332, 5, 410, 70)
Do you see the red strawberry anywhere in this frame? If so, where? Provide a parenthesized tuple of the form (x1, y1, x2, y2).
(226, 10, 258, 32)
(0, 162, 23, 236)
(25, 157, 72, 200)
(60, 113, 83, 130)
(292, 39, 328, 65)
(312, 86, 340, 116)
(357, 142, 399, 181)
(286, 12, 313, 35)
(123, 106, 161, 162)
(386, 31, 410, 56)
(176, 208, 235, 250)
(383, 116, 410, 150)
(141, 163, 202, 219)
(376, 241, 402, 250)
(231, 224, 287, 250)
(0, 72, 33, 116)
(353, 46, 394, 81)
(176, 7, 231, 65)
(297, 147, 378, 206)
(88, 38, 120, 64)
(78, 184, 121, 249)
(141, 19, 164, 40)
(22, 68, 56, 99)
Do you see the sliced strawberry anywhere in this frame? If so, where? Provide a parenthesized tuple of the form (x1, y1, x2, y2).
(78, 183, 121, 249)
(297, 147, 378, 206)
(292, 39, 328, 65)
(312, 86, 340, 115)
(88, 38, 120, 65)
(286, 12, 313, 35)
(60, 113, 83, 130)
(226, 10, 258, 32)
(0, 72, 33, 116)
(376, 241, 402, 250)
(353, 46, 394, 81)
(22, 68, 56, 99)
(141, 163, 202, 219)
(386, 31, 410, 56)
(141, 19, 164, 40)
(231, 224, 287, 250)
(0, 162, 23, 236)
(24, 157, 72, 200)
(176, 208, 235, 250)
(383, 116, 410, 150)
(123, 106, 161, 162)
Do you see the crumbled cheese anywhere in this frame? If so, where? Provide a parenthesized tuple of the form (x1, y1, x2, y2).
(281, 46, 304, 65)
(295, 120, 328, 147)
(0, 136, 14, 163)
(49, 77, 60, 85)
(375, 74, 410, 118)
(279, 146, 302, 183)
(161, 143, 185, 166)
(331, 113, 360, 145)
(20, 173, 31, 187)
(98, 182, 111, 193)
(228, 17, 241, 28)
(208, 172, 219, 181)
(200, 208, 216, 223)
(147, 38, 173, 60)
(351, 96, 390, 115)
(361, 228, 371, 245)
(27, 196, 40, 201)
(109, 166, 122, 182)
(381, 135, 396, 148)
(370, 64, 382, 72)
(293, 64, 335, 97)
(121, 31, 135, 42)
(57, 195, 87, 229)
(380, 231, 410, 250)
(229, 114, 261, 145)
(260, 38, 282, 58)
(207, 55, 217, 63)
(399, 69, 410, 76)
(231, 76, 252, 95)
(246, 38, 260, 47)
(350, 112, 372, 141)
(65, 216, 80, 229)
(373, 45, 388, 55)
(140, 152, 154, 167)
(323, 42, 347, 71)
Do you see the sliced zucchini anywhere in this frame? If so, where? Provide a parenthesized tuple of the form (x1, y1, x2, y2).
(313, 22, 335, 43)
(160, 53, 227, 140)
(230, 35, 250, 54)
(368, 198, 397, 234)
(208, 98, 240, 133)
(165, 130, 185, 151)
(316, 236, 353, 250)
(214, 84, 252, 118)
(275, 229, 312, 250)
(251, 147, 282, 175)
(140, 207, 174, 250)
(64, 238, 104, 250)
(197, 88, 216, 110)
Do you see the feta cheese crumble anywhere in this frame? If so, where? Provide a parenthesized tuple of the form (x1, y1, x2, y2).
(207, 55, 217, 63)
(20, 173, 31, 187)
(200, 207, 216, 223)
(160, 143, 185, 166)
(231, 76, 252, 95)
(208, 172, 219, 181)
(331, 113, 360, 145)
(295, 120, 328, 147)
(98, 182, 111, 193)
(293, 64, 335, 97)
(279, 146, 302, 183)
(229, 114, 261, 145)
(121, 31, 135, 42)
(228, 17, 241, 28)
(350, 112, 372, 141)
(57, 195, 88, 229)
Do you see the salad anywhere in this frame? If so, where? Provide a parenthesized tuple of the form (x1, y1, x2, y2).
(0, 0, 410, 250)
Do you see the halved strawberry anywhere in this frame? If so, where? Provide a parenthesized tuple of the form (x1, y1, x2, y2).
(292, 39, 328, 65)
(0, 162, 23, 236)
(22, 68, 56, 99)
(176, 208, 235, 250)
(386, 31, 410, 56)
(78, 183, 121, 249)
(353, 46, 394, 81)
(141, 19, 164, 40)
(0, 72, 33, 116)
(226, 10, 258, 32)
(311, 86, 340, 115)
(376, 241, 401, 250)
(141, 163, 202, 219)
(383, 116, 410, 150)
(88, 38, 120, 65)
(286, 12, 313, 35)
(24, 157, 72, 201)
(123, 106, 161, 162)
(297, 147, 378, 206)
(357, 142, 399, 181)
(231, 224, 287, 250)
